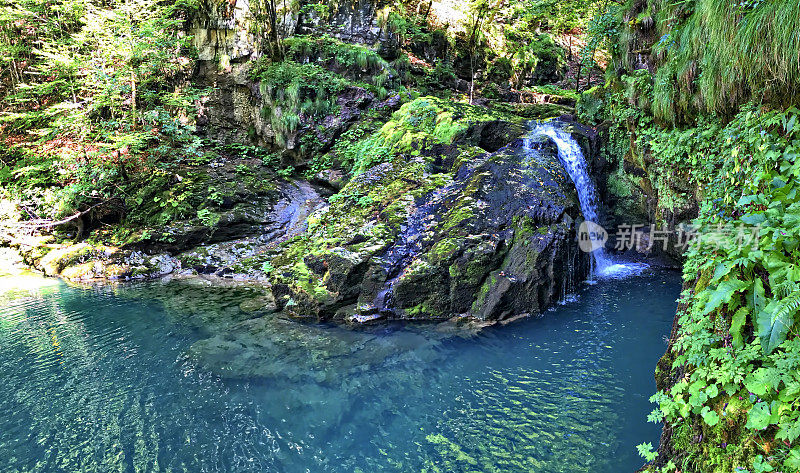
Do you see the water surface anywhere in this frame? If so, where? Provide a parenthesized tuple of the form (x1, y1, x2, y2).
(0, 270, 680, 472)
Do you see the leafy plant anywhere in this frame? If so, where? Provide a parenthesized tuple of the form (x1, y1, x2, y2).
(196, 208, 220, 227)
(277, 166, 294, 178)
(637, 442, 659, 462)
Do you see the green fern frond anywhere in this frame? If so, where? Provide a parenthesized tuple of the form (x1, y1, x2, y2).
(773, 290, 800, 325)
(774, 280, 799, 299)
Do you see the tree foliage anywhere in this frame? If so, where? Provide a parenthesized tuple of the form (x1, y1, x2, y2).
(0, 0, 201, 224)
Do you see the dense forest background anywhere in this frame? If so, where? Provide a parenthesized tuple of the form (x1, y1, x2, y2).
(2, 0, 800, 471)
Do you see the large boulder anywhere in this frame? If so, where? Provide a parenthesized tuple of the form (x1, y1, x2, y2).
(265, 98, 590, 323)
(366, 139, 585, 322)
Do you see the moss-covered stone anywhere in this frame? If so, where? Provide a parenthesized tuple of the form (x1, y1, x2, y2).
(263, 97, 587, 322)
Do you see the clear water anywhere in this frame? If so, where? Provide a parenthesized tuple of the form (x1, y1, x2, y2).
(0, 270, 680, 473)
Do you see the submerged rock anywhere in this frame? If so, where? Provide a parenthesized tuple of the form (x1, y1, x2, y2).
(239, 292, 277, 314)
(187, 314, 449, 381)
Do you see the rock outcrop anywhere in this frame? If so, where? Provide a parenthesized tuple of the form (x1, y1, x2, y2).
(264, 101, 590, 323)
(189, 0, 400, 150)
(7, 94, 592, 326)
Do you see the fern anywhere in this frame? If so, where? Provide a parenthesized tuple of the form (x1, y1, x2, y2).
(773, 290, 800, 328)
(757, 290, 800, 354)
(774, 280, 799, 299)
(730, 306, 749, 348)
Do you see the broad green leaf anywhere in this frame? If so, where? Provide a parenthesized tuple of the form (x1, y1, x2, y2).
(785, 205, 800, 227)
(740, 213, 766, 225)
(688, 380, 709, 407)
(701, 407, 719, 427)
(730, 307, 749, 348)
(679, 402, 691, 419)
(737, 195, 759, 206)
(744, 368, 780, 397)
(753, 454, 775, 472)
(746, 401, 772, 430)
(703, 278, 749, 315)
(785, 114, 797, 134)
(764, 253, 789, 272)
(636, 442, 658, 462)
(712, 261, 734, 282)
(750, 278, 766, 312)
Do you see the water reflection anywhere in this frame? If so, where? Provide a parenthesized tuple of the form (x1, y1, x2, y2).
(0, 270, 680, 472)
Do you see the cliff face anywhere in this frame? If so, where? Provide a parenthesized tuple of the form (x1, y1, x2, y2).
(186, 0, 571, 152)
(188, 0, 393, 150)
(190, 0, 390, 62)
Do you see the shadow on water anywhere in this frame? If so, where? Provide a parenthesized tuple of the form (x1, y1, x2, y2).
(0, 268, 680, 472)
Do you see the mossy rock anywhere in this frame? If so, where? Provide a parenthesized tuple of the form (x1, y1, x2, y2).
(269, 118, 588, 322)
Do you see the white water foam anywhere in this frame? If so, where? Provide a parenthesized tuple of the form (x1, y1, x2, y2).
(528, 122, 648, 280)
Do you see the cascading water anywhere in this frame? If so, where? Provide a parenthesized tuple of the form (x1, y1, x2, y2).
(528, 122, 647, 279)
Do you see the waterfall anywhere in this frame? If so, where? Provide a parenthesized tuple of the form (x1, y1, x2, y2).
(527, 122, 646, 279)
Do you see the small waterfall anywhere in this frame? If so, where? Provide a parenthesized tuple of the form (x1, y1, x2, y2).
(528, 122, 646, 279)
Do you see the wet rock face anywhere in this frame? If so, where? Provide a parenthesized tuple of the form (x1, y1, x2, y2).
(174, 179, 329, 277)
(190, 0, 259, 62)
(296, 0, 392, 45)
(13, 177, 330, 283)
(189, 0, 391, 61)
(189, 0, 381, 57)
(361, 139, 588, 322)
(189, 0, 390, 152)
(192, 59, 382, 153)
(192, 61, 268, 146)
(275, 136, 590, 323)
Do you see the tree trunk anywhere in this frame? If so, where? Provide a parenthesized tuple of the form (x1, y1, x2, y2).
(422, 1, 433, 19)
(470, 54, 474, 104)
(130, 70, 137, 127)
(467, 6, 488, 105)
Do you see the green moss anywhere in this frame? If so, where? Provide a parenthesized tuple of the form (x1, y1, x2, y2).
(668, 393, 761, 472)
(441, 204, 474, 233)
(672, 420, 693, 453)
(341, 96, 514, 174)
(471, 273, 498, 313)
(489, 102, 573, 121)
(607, 168, 634, 198)
(448, 252, 490, 284)
(129, 265, 152, 277)
(620, 0, 800, 122)
(451, 146, 487, 172)
(404, 300, 445, 319)
(431, 238, 461, 262)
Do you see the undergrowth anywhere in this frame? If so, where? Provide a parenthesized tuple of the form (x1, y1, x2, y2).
(616, 0, 800, 123)
(587, 73, 800, 471)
